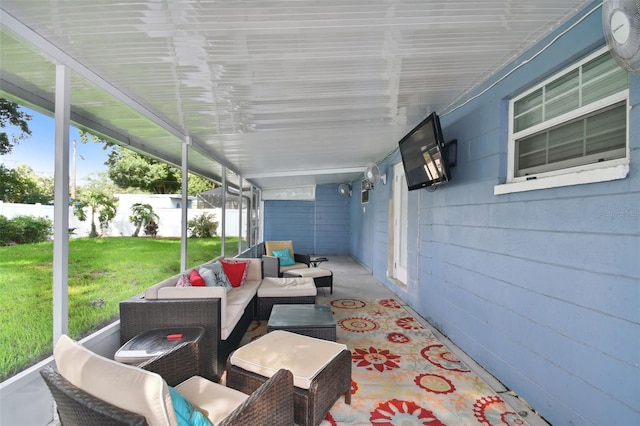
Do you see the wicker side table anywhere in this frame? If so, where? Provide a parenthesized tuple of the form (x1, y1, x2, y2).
(115, 327, 204, 366)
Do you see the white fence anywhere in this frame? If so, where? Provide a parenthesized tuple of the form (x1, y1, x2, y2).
(0, 201, 245, 238)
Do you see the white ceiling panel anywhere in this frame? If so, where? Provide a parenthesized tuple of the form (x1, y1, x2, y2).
(0, 0, 595, 190)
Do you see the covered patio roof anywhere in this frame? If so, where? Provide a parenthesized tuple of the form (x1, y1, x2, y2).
(1, 1, 593, 191)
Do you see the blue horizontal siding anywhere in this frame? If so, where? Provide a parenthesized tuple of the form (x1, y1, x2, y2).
(349, 4, 640, 425)
(263, 5, 639, 424)
(263, 184, 350, 255)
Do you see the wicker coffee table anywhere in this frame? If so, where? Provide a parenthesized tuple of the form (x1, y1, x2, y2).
(267, 304, 336, 341)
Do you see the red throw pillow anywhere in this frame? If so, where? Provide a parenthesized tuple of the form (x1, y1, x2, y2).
(189, 269, 205, 287)
(220, 259, 250, 288)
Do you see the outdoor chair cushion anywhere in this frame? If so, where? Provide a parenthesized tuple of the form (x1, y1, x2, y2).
(176, 376, 249, 425)
(265, 240, 296, 257)
(168, 387, 211, 426)
(190, 269, 206, 287)
(50, 335, 293, 426)
(199, 262, 233, 293)
(219, 259, 250, 287)
(54, 334, 177, 425)
(271, 248, 295, 266)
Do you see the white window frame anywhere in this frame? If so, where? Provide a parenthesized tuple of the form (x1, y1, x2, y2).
(495, 47, 630, 195)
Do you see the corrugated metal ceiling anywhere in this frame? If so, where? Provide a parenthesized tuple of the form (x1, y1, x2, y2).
(0, 1, 595, 190)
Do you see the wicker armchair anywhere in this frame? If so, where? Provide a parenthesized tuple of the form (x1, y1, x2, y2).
(41, 366, 147, 426)
(40, 335, 294, 426)
(262, 240, 310, 277)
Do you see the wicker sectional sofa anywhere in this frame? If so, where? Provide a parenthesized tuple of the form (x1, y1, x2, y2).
(119, 256, 316, 382)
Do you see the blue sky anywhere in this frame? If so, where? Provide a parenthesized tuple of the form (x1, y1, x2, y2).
(1, 105, 111, 183)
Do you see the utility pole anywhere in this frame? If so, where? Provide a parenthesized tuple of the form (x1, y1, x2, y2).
(70, 139, 76, 199)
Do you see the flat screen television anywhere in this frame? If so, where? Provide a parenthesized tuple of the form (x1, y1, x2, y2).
(398, 112, 451, 190)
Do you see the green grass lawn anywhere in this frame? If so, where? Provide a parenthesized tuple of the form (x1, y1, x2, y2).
(0, 236, 240, 381)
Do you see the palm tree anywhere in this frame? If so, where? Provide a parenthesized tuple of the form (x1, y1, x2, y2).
(73, 191, 118, 238)
(129, 203, 159, 237)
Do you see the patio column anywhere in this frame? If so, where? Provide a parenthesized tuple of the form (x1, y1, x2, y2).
(180, 138, 190, 271)
(53, 64, 71, 341)
(238, 179, 243, 255)
(221, 166, 226, 256)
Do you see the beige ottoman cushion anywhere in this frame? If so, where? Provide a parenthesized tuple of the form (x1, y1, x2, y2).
(257, 277, 317, 298)
(230, 330, 347, 389)
(284, 267, 332, 278)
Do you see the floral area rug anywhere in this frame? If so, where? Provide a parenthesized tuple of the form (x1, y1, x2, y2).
(240, 298, 528, 425)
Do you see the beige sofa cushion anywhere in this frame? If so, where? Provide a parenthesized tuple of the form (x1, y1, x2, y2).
(243, 258, 263, 282)
(144, 273, 184, 299)
(54, 335, 177, 426)
(221, 304, 245, 340)
(230, 330, 347, 389)
(226, 287, 256, 306)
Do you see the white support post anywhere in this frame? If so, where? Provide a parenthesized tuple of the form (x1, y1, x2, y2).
(53, 64, 71, 342)
(248, 184, 254, 247)
(238, 179, 243, 255)
(258, 188, 263, 244)
(180, 138, 190, 271)
(221, 167, 226, 256)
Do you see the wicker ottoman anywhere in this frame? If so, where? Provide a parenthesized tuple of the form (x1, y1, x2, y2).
(283, 267, 333, 294)
(256, 277, 317, 319)
(227, 330, 351, 426)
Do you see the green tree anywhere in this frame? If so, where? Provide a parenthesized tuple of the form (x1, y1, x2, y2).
(0, 100, 36, 202)
(0, 98, 32, 155)
(129, 203, 159, 237)
(79, 171, 138, 196)
(188, 174, 216, 195)
(107, 146, 216, 195)
(73, 191, 118, 237)
(0, 164, 53, 203)
(107, 147, 180, 194)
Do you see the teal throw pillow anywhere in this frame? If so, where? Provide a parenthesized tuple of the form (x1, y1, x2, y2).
(272, 248, 295, 266)
(169, 386, 212, 426)
(198, 262, 232, 293)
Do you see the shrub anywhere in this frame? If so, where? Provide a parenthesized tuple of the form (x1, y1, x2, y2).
(0, 215, 53, 245)
(144, 220, 158, 237)
(187, 212, 218, 238)
(0, 215, 10, 245)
